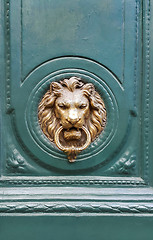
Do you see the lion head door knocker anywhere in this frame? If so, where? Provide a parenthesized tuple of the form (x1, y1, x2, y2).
(38, 77, 107, 162)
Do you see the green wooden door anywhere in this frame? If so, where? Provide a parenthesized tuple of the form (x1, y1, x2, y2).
(0, 0, 153, 239)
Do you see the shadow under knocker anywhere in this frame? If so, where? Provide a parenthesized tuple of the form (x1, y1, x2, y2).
(38, 77, 107, 162)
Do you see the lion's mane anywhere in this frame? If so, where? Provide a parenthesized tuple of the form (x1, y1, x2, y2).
(38, 77, 107, 143)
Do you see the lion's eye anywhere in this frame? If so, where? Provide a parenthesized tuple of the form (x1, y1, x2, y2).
(78, 104, 87, 109)
(58, 104, 67, 110)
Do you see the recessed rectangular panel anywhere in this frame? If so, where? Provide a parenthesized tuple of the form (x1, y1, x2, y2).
(21, 0, 125, 81)
(0, 0, 150, 189)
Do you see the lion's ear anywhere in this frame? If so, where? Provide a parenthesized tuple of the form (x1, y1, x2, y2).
(82, 83, 95, 96)
(50, 82, 63, 95)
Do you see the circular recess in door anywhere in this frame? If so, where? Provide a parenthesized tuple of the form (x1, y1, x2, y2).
(25, 57, 127, 171)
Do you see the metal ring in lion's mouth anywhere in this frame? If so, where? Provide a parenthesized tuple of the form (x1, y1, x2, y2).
(54, 126, 91, 153)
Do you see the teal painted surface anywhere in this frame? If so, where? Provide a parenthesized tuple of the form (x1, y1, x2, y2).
(0, 216, 153, 240)
(21, 0, 124, 81)
(1, 0, 153, 239)
(0, 0, 152, 180)
(2, 0, 143, 178)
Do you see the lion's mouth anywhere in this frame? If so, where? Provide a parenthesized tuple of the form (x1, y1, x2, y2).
(54, 126, 91, 162)
(63, 127, 81, 141)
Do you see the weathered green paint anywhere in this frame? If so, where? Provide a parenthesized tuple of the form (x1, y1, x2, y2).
(0, 0, 153, 239)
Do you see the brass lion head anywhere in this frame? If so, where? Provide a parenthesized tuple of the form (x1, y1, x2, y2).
(38, 77, 107, 162)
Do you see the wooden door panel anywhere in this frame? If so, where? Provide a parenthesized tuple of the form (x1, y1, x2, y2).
(1, 0, 143, 180)
(1, 215, 153, 240)
(0, 0, 153, 239)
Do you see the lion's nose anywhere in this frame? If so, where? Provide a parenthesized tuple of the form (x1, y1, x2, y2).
(67, 109, 80, 125)
(68, 118, 79, 124)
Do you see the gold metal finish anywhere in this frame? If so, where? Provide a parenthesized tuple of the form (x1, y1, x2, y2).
(55, 126, 91, 162)
(38, 77, 107, 162)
